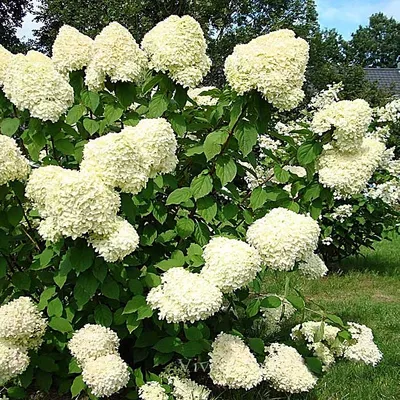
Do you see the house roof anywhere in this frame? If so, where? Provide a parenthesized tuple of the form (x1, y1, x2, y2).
(364, 68, 400, 95)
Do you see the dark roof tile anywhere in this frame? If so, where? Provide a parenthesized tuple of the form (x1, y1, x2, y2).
(364, 68, 400, 94)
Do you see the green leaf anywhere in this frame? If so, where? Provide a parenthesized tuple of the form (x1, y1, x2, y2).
(55, 139, 75, 155)
(260, 296, 282, 308)
(223, 203, 238, 220)
(66, 104, 86, 125)
(190, 174, 213, 199)
(123, 296, 147, 314)
(70, 244, 94, 272)
(176, 341, 204, 357)
(176, 218, 195, 238)
(148, 93, 169, 118)
(250, 187, 268, 210)
(7, 206, 23, 226)
(74, 271, 98, 307)
(81, 91, 100, 112)
(274, 164, 290, 183)
(216, 156, 237, 186)
(143, 273, 161, 288)
(326, 314, 346, 328)
(286, 294, 305, 311)
(140, 224, 157, 246)
(71, 375, 86, 397)
(49, 316, 73, 333)
(169, 113, 186, 136)
(38, 355, 59, 372)
(303, 184, 321, 202)
(1, 118, 20, 136)
(196, 196, 217, 222)
(38, 248, 54, 269)
(153, 203, 168, 224)
(12, 272, 31, 290)
(101, 278, 120, 300)
(184, 326, 203, 341)
(246, 299, 261, 317)
(115, 82, 136, 108)
(229, 97, 244, 130)
(193, 221, 210, 246)
(166, 187, 192, 205)
(94, 304, 113, 327)
(137, 304, 153, 320)
(248, 338, 265, 355)
(7, 387, 26, 399)
(126, 314, 141, 333)
(104, 103, 123, 124)
(203, 130, 228, 161)
(83, 118, 99, 135)
(305, 357, 323, 375)
(47, 297, 63, 317)
(234, 120, 258, 156)
(154, 337, 182, 353)
(297, 141, 322, 166)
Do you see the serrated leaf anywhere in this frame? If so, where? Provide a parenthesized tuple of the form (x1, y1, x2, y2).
(246, 299, 260, 317)
(81, 91, 100, 112)
(48, 317, 73, 333)
(248, 338, 264, 354)
(55, 139, 74, 155)
(1, 118, 20, 136)
(297, 141, 323, 166)
(148, 93, 169, 118)
(47, 297, 63, 317)
(71, 375, 85, 397)
(184, 326, 203, 341)
(250, 187, 268, 210)
(260, 296, 282, 308)
(94, 304, 113, 327)
(234, 120, 258, 156)
(153, 337, 182, 353)
(190, 174, 213, 199)
(166, 187, 192, 205)
(274, 164, 290, 183)
(286, 294, 305, 310)
(216, 155, 237, 186)
(176, 218, 195, 238)
(123, 296, 147, 314)
(196, 196, 217, 222)
(104, 103, 123, 123)
(83, 118, 99, 135)
(101, 278, 120, 300)
(203, 130, 228, 160)
(66, 104, 86, 125)
(169, 113, 186, 135)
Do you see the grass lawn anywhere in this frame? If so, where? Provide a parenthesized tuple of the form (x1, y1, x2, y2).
(221, 234, 400, 400)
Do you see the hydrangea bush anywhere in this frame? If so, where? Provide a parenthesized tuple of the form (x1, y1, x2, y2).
(0, 17, 386, 399)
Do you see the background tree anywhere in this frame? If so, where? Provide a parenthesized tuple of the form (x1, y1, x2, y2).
(0, 0, 31, 52)
(348, 12, 400, 68)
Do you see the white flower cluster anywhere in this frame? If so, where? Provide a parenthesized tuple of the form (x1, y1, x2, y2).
(0, 297, 46, 385)
(246, 208, 320, 271)
(262, 343, 317, 393)
(82, 354, 130, 398)
(170, 376, 211, 400)
(68, 324, 129, 397)
(291, 321, 343, 370)
(298, 253, 328, 280)
(2, 51, 74, 122)
(242, 162, 273, 190)
(209, 333, 263, 390)
(292, 321, 382, 369)
(311, 99, 372, 153)
(26, 167, 121, 241)
(0, 136, 30, 185)
(0, 340, 30, 385)
(200, 237, 262, 293)
(344, 322, 382, 366)
(258, 135, 281, 155)
(0, 45, 13, 86)
(224, 29, 309, 110)
(368, 180, 400, 207)
(142, 15, 211, 88)
(80, 118, 177, 194)
(85, 22, 147, 91)
(89, 217, 140, 262)
(376, 99, 400, 123)
(139, 381, 168, 400)
(68, 324, 120, 367)
(309, 82, 344, 110)
(52, 25, 94, 75)
(318, 138, 386, 198)
(147, 268, 223, 323)
(331, 204, 353, 222)
(187, 87, 218, 106)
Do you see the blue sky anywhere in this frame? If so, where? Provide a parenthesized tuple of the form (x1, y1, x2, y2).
(16, 0, 400, 41)
(316, 0, 400, 39)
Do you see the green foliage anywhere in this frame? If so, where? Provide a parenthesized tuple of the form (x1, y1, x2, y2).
(0, 69, 371, 399)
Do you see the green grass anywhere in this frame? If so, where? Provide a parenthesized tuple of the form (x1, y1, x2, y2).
(220, 234, 400, 400)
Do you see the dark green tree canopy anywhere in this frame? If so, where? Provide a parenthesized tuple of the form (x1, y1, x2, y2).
(0, 0, 31, 51)
(349, 12, 400, 68)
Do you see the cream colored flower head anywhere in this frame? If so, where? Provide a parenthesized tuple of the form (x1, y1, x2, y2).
(224, 29, 309, 110)
(142, 15, 211, 88)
